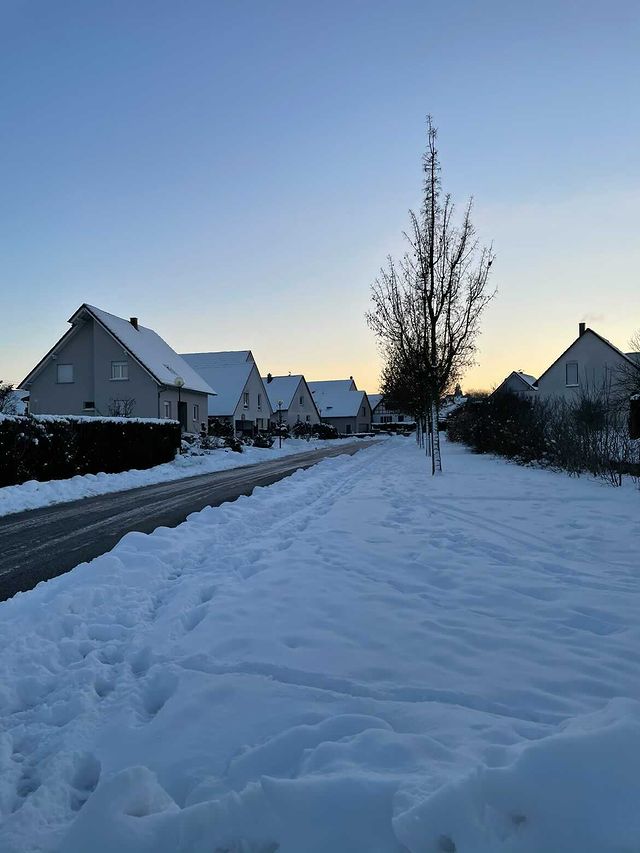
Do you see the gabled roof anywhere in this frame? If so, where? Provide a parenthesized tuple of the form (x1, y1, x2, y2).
(491, 371, 537, 397)
(537, 328, 640, 385)
(180, 351, 254, 369)
(308, 382, 369, 418)
(262, 375, 301, 409)
(181, 358, 261, 417)
(367, 393, 383, 411)
(514, 372, 537, 388)
(21, 304, 215, 395)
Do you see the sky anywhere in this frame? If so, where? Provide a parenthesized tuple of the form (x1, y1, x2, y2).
(1, 0, 639, 393)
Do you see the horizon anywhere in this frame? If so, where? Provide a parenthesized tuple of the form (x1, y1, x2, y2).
(1, 1, 638, 395)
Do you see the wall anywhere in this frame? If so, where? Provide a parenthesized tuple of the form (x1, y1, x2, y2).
(232, 365, 272, 431)
(92, 321, 158, 416)
(277, 379, 320, 427)
(27, 319, 95, 415)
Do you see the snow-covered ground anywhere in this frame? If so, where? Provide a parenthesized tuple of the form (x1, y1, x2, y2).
(0, 437, 354, 518)
(1, 437, 639, 852)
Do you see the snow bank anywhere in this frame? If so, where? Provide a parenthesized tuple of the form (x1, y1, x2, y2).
(0, 437, 360, 517)
(0, 438, 638, 852)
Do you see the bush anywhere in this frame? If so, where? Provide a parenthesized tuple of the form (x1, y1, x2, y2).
(208, 418, 233, 439)
(312, 422, 339, 440)
(253, 433, 274, 448)
(0, 415, 181, 488)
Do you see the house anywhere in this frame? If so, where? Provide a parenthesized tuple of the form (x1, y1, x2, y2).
(492, 371, 538, 399)
(536, 323, 639, 405)
(308, 379, 372, 434)
(181, 350, 272, 435)
(368, 394, 416, 426)
(21, 304, 214, 431)
(262, 374, 320, 428)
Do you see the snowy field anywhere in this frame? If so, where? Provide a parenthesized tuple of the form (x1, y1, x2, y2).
(0, 437, 352, 518)
(1, 437, 639, 852)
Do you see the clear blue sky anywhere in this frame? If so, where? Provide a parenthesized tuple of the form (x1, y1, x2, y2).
(1, 0, 639, 391)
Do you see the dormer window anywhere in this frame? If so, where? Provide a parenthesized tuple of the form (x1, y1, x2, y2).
(111, 361, 129, 380)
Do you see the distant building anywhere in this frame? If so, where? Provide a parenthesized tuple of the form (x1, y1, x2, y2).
(262, 374, 320, 428)
(368, 394, 415, 426)
(308, 378, 372, 434)
(181, 350, 272, 434)
(492, 371, 537, 399)
(21, 304, 213, 430)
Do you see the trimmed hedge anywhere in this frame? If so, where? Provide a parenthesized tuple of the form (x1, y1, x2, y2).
(0, 415, 181, 487)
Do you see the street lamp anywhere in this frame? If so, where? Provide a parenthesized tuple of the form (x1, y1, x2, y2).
(174, 376, 184, 429)
(277, 399, 283, 448)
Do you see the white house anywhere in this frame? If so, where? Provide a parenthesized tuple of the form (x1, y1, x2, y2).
(21, 304, 214, 430)
(492, 371, 538, 399)
(181, 350, 273, 434)
(308, 379, 372, 434)
(536, 324, 639, 405)
(262, 374, 320, 428)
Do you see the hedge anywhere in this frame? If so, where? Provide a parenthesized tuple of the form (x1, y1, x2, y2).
(0, 415, 181, 488)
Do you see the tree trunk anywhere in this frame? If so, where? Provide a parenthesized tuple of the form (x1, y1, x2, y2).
(430, 400, 442, 475)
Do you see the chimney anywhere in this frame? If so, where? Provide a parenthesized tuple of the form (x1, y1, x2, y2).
(579, 322, 586, 337)
(130, 317, 138, 330)
(267, 372, 272, 383)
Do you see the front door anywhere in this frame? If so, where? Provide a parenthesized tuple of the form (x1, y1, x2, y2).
(178, 401, 188, 432)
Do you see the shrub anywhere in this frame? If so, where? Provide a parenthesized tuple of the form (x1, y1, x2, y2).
(253, 434, 275, 448)
(0, 415, 180, 488)
(312, 422, 339, 440)
(208, 417, 234, 439)
(447, 391, 640, 486)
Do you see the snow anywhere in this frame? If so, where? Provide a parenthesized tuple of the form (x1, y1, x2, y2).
(0, 413, 176, 425)
(85, 305, 215, 395)
(0, 437, 352, 518)
(1, 437, 639, 852)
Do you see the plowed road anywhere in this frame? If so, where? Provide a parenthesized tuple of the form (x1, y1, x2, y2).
(0, 441, 376, 601)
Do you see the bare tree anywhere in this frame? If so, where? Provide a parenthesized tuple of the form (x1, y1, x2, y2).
(108, 398, 136, 417)
(615, 329, 640, 404)
(367, 117, 495, 473)
(0, 380, 17, 414)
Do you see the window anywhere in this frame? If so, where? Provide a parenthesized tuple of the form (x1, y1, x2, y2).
(57, 364, 74, 383)
(164, 401, 171, 419)
(566, 362, 579, 386)
(362, 406, 366, 416)
(306, 415, 310, 422)
(111, 361, 129, 380)
(257, 393, 262, 410)
(193, 404, 199, 422)
(398, 415, 404, 423)
(243, 392, 249, 407)
(299, 395, 304, 405)
(83, 401, 95, 411)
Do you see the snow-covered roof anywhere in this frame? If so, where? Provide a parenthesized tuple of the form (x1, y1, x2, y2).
(262, 375, 304, 410)
(83, 305, 215, 395)
(180, 351, 254, 369)
(308, 378, 358, 394)
(515, 372, 537, 388)
(181, 358, 254, 417)
(308, 381, 368, 418)
(367, 393, 383, 411)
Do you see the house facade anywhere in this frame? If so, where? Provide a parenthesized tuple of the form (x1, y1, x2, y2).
(21, 304, 213, 431)
(181, 350, 273, 434)
(308, 379, 372, 434)
(536, 324, 639, 405)
(262, 374, 320, 428)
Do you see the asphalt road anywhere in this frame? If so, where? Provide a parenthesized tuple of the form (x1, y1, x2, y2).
(0, 441, 376, 601)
